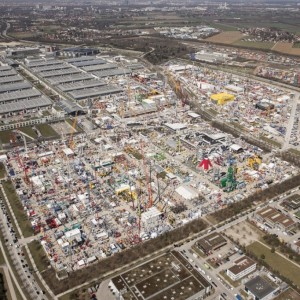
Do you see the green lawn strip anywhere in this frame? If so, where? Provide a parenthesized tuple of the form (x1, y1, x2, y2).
(246, 242, 300, 287)
(22, 245, 51, 299)
(0, 162, 7, 179)
(18, 127, 38, 140)
(27, 241, 50, 273)
(0, 131, 13, 144)
(36, 124, 58, 138)
(65, 118, 82, 132)
(288, 148, 300, 156)
(2, 180, 33, 238)
(204, 214, 218, 225)
(0, 248, 5, 265)
(233, 40, 275, 50)
(293, 42, 300, 48)
(259, 135, 281, 148)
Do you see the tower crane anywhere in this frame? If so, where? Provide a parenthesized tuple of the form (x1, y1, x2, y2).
(140, 141, 153, 209)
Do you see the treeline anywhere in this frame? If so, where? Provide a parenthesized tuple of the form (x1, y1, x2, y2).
(211, 120, 272, 153)
(263, 234, 300, 264)
(211, 173, 300, 222)
(39, 218, 207, 295)
(109, 36, 192, 64)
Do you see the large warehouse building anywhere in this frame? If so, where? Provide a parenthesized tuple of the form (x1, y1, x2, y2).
(25, 57, 128, 109)
(0, 66, 52, 117)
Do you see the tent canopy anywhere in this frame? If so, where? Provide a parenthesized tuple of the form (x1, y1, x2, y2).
(211, 93, 235, 105)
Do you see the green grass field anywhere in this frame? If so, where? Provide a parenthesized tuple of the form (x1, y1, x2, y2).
(9, 32, 36, 39)
(19, 126, 38, 140)
(27, 241, 49, 272)
(0, 248, 5, 265)
(293, 42, 300, 48)
(259, 135, 281, 148)
(247, 242, 300, 287)
(2, 181, 33, 238)
(233, 40, 275, 50)
(0, 163, 7, 179)
(36, 124, 58, 138)
(0, 130, 13, 144)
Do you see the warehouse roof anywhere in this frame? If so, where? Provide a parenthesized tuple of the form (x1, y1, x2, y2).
(28, 59, 63, 68)
(66, 56, 97, 63)
(228, 256, 256, 275)
(0, 69, 18, 77)
(82, 63, 117, 72)
(245, 276, 275, 299)
(32, 63, 70, 73)
(0, 66, 12, 71)
(58, 99, 84, 115)
(0, 96, 52, 114)
(47, 73, 94, 85)
(0, 82, 32, 93)
(68, 85, 123, 100)
(38, 68, 81, 78)
(0, 88, 41, 103)
(57, 79, 106, 92)
(175, 185, 198, 200)
(71, 59, 106, 67)
(92, 68, 131, 78)
(0, 75, 23, 84)
(197, 232, 227, 253)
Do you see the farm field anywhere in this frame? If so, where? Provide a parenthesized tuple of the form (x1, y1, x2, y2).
(205, 31, 244, 44)
(272, 42, 300, 56)
(233, 40, 275, 50)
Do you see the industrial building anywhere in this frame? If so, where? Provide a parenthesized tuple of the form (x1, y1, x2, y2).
(6, 47, 40, 58)
(0, 66, 52, 117)
(245, 276, 277, 300)
(281, 194, 300, 211)
(255, 206, 296, 231)
(197, 232, 227, 255)
(60, 47, 99, 57)
(226, 256, 256, 281)
(25, 57, 126, 106)
(109, 251, 212, 300)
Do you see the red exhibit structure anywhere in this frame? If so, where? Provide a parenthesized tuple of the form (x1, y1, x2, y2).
(199, 158, 213, 170)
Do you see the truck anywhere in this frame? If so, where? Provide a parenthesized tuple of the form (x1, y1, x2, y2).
(235, 294, 242, 300)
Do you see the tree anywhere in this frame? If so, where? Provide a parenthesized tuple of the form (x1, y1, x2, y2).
(260, 254, 265, 260)
(271, 247, 275, 253)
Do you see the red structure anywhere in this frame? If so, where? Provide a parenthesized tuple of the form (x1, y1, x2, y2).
(199, 158, 213, 170)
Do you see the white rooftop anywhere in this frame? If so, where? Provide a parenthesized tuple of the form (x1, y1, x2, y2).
(175, 185, 198, 200)
(165, 123, 187, 131)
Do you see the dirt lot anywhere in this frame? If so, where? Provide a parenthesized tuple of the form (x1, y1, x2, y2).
(272, 42, 300, 56)
(223, 220, 264, 247)
(205, 31, 244, 44)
